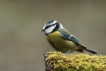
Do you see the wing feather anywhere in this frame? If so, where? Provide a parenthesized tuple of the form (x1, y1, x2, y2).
(59, 30, 85, 47)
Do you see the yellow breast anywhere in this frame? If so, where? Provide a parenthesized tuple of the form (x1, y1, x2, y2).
(46, 31, 78, 52)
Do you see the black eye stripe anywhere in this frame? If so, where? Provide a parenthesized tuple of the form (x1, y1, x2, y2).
(45, 24, 55, 29)
(45, 25, 50, 29)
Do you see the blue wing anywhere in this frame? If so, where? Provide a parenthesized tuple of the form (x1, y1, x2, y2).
(58, 30, 97, 54)
(60, 32, 84, 46)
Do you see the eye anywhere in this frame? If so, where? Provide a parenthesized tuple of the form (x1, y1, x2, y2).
(46, 25, 50, 28)
(46, 24, 55, 28)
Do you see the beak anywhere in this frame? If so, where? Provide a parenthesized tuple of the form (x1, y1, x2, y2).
(41, 29, 44, 32)
(41, 25, 46, 32)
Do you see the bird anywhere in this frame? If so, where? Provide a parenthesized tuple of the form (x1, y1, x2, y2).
(41, 20, 97, 54)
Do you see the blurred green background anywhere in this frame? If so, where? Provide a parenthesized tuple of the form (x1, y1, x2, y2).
(0, 0, 106, 71)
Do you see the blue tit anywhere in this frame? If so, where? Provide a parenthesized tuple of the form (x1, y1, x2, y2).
(41, 20, 97, 54)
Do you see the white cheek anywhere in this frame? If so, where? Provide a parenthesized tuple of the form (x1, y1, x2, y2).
(44, 25, 56, 34)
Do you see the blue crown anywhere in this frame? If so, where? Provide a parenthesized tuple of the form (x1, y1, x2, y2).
(46, 20, 55, 25)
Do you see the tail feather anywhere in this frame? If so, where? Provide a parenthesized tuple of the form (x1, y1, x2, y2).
(84, 48, 97, 54)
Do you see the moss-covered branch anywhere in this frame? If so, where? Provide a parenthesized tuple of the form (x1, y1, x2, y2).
(44, 51, 106, 71)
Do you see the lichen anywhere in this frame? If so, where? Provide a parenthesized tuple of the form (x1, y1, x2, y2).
(44, 51, 106, 71)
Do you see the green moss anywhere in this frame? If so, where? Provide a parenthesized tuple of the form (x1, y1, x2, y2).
(44, 51, 106, 71)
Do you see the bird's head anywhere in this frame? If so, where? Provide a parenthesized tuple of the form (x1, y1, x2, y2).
(41, 20, 63, 35)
